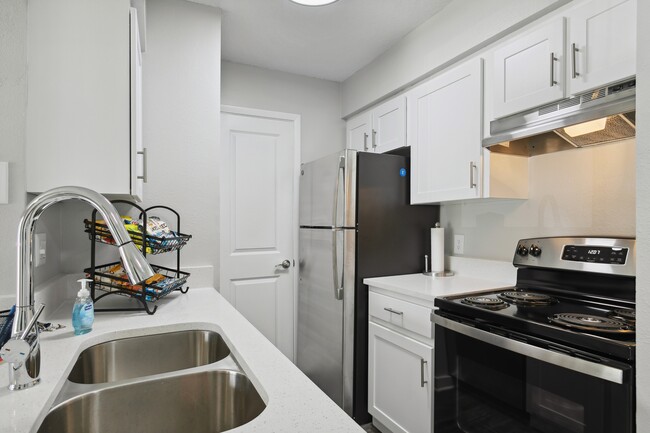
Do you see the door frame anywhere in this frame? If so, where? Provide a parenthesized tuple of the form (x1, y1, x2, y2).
(219, 105, 301, 358)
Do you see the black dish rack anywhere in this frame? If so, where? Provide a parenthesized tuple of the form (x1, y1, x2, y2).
(0, 309, 12, 349)
(84, 201, 192, 315)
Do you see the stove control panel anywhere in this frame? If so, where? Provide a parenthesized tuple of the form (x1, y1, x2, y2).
(513, 237, 635, 277)
(562, 245, 628, 265)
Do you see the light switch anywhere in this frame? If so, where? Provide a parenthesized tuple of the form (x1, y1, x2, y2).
(34, 233, 46, 267)
(0, 162, 7, 204)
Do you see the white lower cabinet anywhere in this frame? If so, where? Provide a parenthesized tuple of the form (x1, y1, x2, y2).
(368, 297, 433, 433)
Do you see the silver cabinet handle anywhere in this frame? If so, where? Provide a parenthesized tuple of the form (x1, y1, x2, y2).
(550, 52, 558, 87)
(372, 129, 377, 149)
(420, 359, 428, 387)
(469, 161, 477, 189)
(383, 307, 403, 315)
(571, 43, 580, 79)
(275, 260, 290, 269)
(363, 133, 369, 151)
(137, 148, 148, 183)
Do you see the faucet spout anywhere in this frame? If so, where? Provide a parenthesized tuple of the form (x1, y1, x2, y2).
(8, 186, 155, 390)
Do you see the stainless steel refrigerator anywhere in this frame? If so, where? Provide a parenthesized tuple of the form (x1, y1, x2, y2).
(298, 149, 438, 423)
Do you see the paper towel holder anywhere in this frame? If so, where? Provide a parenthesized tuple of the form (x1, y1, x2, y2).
(423, 254, 455, 278)
(423, 271, 455, 277)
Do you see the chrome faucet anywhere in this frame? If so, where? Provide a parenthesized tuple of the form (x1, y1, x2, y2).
(1, 186, 155, 390)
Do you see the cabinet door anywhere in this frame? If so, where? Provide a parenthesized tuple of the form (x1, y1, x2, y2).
(368, 321, 432, 433)
(130, 8, 145, 202)
(372, 96, 406, 154)
(346, 112, 372, 151)
(409, 57, 482, 204)
(26, 0, 136, 197)
(568, 0, 636, 95)
(493, 18, 566, 118)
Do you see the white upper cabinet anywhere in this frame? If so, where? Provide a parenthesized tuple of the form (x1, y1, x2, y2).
(26, 0, 145, 201)
(346, 111, 372, 152)
(372, 96, 407, 154)
(493, 18, 566, 119)
(408, 58, 483, 204)
(131, 7, 145, 202)
(567, 0, 636, 95)
(346, 95, 406, 154)
(491, 0, 637, 119)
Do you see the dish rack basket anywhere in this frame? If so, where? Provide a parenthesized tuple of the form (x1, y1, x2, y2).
(0, 309, 12, 349)
(84, 201, 192, 315)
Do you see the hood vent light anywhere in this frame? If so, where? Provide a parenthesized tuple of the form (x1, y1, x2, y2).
(554, 114, 635, 147)
(484, 79, 636, 157)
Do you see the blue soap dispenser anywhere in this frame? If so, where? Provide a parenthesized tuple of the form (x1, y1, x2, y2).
(72, 278, 94, 335)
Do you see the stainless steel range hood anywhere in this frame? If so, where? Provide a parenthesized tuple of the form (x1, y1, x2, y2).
(483, 79, 636, 157)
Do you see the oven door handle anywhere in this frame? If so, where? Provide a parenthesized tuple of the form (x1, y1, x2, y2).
(433, 315, 626, 385)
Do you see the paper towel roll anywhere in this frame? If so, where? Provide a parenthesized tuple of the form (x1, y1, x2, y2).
(431, 224, 444, 273)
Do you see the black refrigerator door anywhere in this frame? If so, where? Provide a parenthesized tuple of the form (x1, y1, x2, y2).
(352, 150, 439, 423)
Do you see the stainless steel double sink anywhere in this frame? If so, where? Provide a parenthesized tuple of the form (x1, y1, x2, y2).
(37, 330, 266, 433)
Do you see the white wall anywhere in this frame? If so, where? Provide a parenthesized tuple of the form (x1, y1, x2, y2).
(341, 0, 569, 117)
(442, 140, 636, 260)
(0, 0, 29, 299)
(221, 61, 344, 163)
(636, 0, 650, 427)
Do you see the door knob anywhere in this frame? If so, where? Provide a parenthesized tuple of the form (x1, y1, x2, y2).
(275, 260, 291, 269)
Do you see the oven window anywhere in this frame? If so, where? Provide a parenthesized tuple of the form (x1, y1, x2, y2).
(434, 325, 634, 433)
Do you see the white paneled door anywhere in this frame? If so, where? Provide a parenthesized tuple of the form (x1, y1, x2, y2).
(220, 106, 300, 361)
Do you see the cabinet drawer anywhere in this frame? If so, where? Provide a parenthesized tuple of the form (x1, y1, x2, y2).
(369, 291, 432, 339)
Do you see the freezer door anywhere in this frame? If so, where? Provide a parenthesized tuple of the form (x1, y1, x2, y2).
(299, 149, 357, 228)
(297, 227, 355, 413)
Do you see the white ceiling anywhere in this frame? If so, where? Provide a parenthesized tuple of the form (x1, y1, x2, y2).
(195, 0, 453, 82)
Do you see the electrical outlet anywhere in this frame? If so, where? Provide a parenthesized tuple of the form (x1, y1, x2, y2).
(454, 234, 464, 255)
(34, 233, 46, 267)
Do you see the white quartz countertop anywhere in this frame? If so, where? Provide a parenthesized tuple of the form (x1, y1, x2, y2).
(0, 287, 365, 433)
(364, 274, 511, 307)
(364, 257, 517, 307)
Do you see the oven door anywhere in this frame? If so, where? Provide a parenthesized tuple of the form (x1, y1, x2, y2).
(433, 314, 634, 433)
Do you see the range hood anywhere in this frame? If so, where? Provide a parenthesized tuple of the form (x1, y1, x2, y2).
(483, 79, 636, 157)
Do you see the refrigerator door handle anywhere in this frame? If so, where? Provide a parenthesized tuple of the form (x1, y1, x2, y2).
(332, 155, 345, 228)
(332, 227, 344, 301)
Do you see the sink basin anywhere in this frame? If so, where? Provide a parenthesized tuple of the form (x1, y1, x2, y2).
(37, 370, 266, 433)
(67, 330, 230, 384)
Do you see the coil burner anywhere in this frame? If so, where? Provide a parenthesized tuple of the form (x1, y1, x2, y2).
(498, 291, 557, 306)
(461, 296, 508, 310)
(609, 308, 636, 325)
(549, 313, 634, 334)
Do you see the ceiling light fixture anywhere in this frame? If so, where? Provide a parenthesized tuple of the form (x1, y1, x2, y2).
(289, 0, 339, 6)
